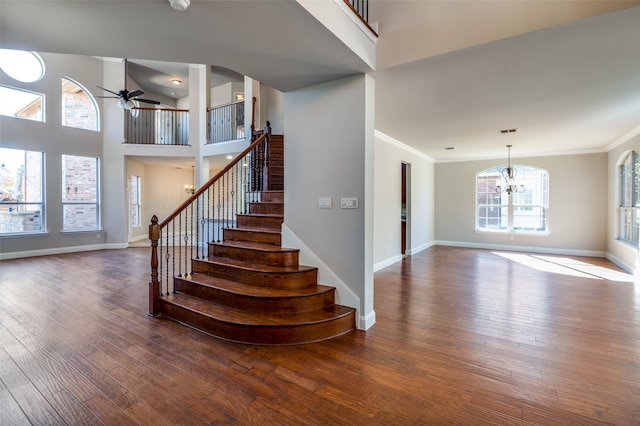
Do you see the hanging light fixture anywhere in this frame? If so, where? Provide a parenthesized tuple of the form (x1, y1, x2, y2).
(496, 144, 525, 194)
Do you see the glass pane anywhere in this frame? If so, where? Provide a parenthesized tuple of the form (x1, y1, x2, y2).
(0, 203, 43, 233)
(61, 77, 99, 131)
(0, 49, 45, 83)
(63, 204, 98, 231)
(62, 155, 97, 203)
(513, 206, 546, 232)
(0, 85, 44, 122)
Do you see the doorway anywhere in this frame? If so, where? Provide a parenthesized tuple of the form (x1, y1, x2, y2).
(401, 162, 409, 256)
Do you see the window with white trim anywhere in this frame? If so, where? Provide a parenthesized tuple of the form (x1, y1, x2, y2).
(130, 175, 141, 227)
(619, 151, 640, 245)
(62, 155, 100, 231)
(0, 148, 45, 235)
(61, 77, 99, 131)
(0, 85, 44, 122)
(476, 165, 549, 233)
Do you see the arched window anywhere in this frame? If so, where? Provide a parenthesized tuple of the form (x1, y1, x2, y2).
(61, 77, 99, 131)
(477, 165, 549, 233)
(0, 49, 45, 83)
(618, 151, 640, 245)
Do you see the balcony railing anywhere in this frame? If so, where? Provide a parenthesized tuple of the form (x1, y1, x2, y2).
(207, 100, 245, 144)
(125, 107, 189, 145)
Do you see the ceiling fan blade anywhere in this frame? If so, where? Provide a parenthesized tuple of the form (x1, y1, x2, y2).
(94, 95, 120, 99)
(136, 98, 161, 105)
(95, 85, 121, 96)
(127, 89, 144, 98)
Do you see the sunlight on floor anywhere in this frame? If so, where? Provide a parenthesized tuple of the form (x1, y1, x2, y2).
(492, 252, 634, 283)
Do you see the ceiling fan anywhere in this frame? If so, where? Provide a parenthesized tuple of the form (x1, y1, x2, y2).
(95, 59, 160, 111)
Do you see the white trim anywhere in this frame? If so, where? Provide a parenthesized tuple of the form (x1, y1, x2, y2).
(373, 254, 402, 272)
(406, 241, 433, 256)
(436, 148, 606, 164)
(359, 310, 376, 331)
(435, 240, 605, 258)
(0, 242, 107, 260)
(606, 124, 640, 152)
(375, 130, 435, 162)
(281, 224, 369, 328)
(605, 252, 634, 275)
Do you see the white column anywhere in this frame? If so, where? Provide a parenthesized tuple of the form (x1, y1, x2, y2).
(189, 64, 209, 186)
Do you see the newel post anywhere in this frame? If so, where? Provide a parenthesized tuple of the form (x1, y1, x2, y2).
(149, 215, 160, 317)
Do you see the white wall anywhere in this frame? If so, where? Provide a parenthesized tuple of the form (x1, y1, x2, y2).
(283, 74, 375, 329)
(607, 131, 640, 272)
(0, 53, 106, 257)
(260, 85, 284, 134)
(435, 152, 608, 255)
(373, 132, 435, 270)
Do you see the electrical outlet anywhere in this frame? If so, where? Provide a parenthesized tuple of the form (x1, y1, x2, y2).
(318, 197, 332, 209)
(340, 197, 358, 209)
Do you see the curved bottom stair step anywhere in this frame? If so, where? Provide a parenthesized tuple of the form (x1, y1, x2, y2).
(159, 293, 356, 345)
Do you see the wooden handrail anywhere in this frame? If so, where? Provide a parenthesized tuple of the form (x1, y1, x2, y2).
(132, 107, 189, 112)
(158, 132, 268, 228)
(343, 0, 377, 37)
(206, 99, 244, 111)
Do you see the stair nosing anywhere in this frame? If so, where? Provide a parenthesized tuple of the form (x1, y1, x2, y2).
(177, 273, 334, 298)
(162, 293, 355, 327)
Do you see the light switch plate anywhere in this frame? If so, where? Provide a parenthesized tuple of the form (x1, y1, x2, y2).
(318, 197, 332, 209)
(340, 197, 358, 209)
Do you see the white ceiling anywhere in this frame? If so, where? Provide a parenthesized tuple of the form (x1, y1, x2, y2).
(1, 0, 640, 162)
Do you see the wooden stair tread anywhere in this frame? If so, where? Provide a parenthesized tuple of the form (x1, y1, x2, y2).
(162, 293, 355, 326)
(211, 240, 297, 253)
(223, 226, 281, 235)
(202, 256, 316, 274)
(237, 213, 283, 219)
(179, 273, 334, 298)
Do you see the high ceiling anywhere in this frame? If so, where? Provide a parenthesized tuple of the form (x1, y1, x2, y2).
(1, 0, 639, 162)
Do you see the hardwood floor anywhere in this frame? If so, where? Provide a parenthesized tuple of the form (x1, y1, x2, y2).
(1, 246, 639, 425)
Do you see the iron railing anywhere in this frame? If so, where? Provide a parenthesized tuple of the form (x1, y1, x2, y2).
(148, 128, 271, 315)
(207, 100, 245, 144)
(125, 107, 189, 145)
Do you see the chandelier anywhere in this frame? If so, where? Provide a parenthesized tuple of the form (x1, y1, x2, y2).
(496, 144, 525, 194)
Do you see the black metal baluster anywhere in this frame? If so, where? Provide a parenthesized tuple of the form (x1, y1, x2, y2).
(216, 179, 221, 242)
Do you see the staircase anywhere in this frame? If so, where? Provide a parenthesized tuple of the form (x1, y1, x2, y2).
(154, 135, 356, 345)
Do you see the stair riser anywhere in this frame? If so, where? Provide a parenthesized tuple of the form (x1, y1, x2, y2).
(223, 228, 281, 245)
(261, 191, 283, 203)
(249, 202, 283, 215)
(192, 259, 317, 289)
(237, 215, 283, 230)
(174, 279, 335, 314)
(208, 243, 298, 267)
(160, 301, 356, 345)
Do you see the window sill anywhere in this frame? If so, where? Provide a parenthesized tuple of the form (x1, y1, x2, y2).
(0, 231, 48, 238)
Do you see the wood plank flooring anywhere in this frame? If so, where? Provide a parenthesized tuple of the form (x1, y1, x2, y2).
(1, 246, 639, 425)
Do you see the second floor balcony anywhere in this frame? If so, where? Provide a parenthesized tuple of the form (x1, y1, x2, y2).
(124, 100, 245, 146)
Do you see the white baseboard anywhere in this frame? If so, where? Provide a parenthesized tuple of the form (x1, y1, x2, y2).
(359, 310, 376, 330)
(373, 255, 403, 272)
(406, 241, 434, 256)
(605, 252, 634, 274)
(0, 243, 106, 260)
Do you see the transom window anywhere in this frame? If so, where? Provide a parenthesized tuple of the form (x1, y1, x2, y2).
(477, 165, 549, 233)
(619, 151, 640, 245)
(0, 49, 45, 83)
(61, 77, 99, 131)
(0, 85, 45, 122)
